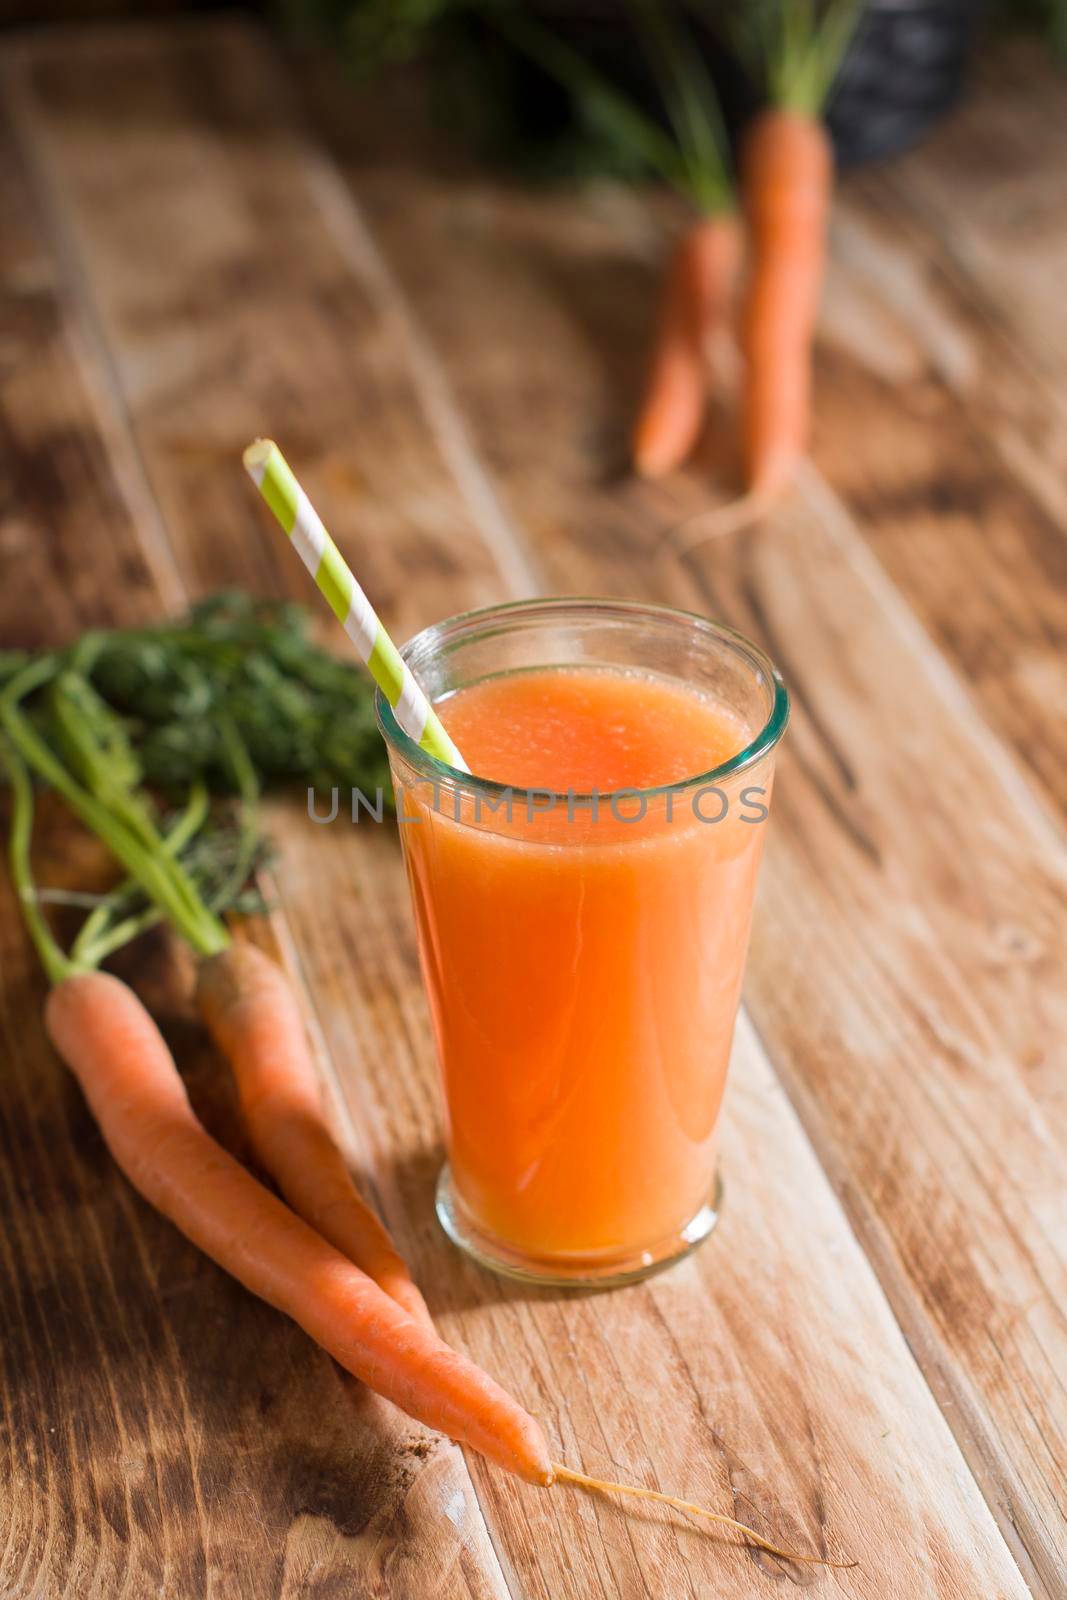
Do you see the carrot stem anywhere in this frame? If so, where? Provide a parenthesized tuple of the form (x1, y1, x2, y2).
(768, 0, 861, 117)
(70, 782, 211, 968)
(493, 11, 729, 213)
(629, 0, 735, 215)
(0, 663, 228, 958)
(208, 718, 260, 914)
(0, 736, 79, 985)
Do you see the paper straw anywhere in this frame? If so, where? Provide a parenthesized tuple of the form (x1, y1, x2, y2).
(243, 439, 468, 772)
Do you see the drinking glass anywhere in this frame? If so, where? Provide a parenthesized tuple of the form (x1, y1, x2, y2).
(377, 598, 788, 1286)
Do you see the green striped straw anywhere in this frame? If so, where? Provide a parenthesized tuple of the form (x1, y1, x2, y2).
(243, 439, 468, 772)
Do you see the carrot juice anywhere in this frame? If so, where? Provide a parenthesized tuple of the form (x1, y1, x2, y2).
(377, 600, 788, 1284)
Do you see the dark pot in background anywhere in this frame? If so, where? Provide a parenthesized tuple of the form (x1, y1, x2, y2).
(828, 0, 984, 166)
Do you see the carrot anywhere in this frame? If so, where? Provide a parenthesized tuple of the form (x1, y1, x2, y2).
(46, 969, 550, 1482)
(736, 0, 859, 499)
(739, 107, 832, 498)
(632, 214, 742, 479)
(196, 942, 434, 1331)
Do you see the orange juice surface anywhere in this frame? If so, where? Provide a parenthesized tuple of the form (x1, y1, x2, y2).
(397, 667, 768, 1265)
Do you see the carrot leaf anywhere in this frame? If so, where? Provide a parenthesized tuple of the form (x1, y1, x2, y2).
(491, 9, 732, 214)
(629, 0, 733, 215)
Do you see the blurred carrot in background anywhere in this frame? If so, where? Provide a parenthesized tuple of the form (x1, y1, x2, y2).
(738, 0, 859, 498)
(632, 215, 740, 477)
(629, 3, 740, 478)
(506, 2, 860, 497)
(498, 5, 741, 480)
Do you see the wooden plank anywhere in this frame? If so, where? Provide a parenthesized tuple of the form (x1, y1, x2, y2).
(272, 819, 1038, 1600)
(871, 43, 1067, 384)
(0, 78, 510, 1600)
(789, 51, 1067, 826)
(5, 23, 511, 624)
(810, 179, 1067, 817)
(286, 47, 1067, 1597)
(3, 18, 1040, 1598)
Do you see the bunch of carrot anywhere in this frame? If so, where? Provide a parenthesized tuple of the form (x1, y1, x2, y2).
(1, 659, 536, 1474)
(631, 0, 858, 500)
(0, 642, 851, 1568)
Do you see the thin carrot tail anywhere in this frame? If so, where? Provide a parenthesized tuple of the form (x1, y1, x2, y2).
(196, 944, 434, 1331)
(549, 1465, 857, 1570)
(633, 214, 742, 479)
(662, 491, 772, 567)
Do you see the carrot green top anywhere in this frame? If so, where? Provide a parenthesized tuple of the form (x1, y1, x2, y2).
(757, 0, 861, 119)
(1, 655, 235, 987)
(495, 8, 734, 216)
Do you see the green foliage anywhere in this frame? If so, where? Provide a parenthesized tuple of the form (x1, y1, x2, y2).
(494, 7, 732, 208)
(732, 0, 862, 115)
(281, 0, 470, 69)
(79, 591, 392, 803)
(631, 0, 733, 211)
(1, 656, 232, 961)
(994, 0, 1067, 54)
(1, 591, 392, 976)
(1, 737, 75, 984)
(282, 0, 733, 187)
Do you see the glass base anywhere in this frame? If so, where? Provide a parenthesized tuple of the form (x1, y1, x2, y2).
(435, 1165, 723, 1288)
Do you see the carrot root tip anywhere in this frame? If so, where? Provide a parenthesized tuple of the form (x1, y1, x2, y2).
(548, 1464, 855, 1570)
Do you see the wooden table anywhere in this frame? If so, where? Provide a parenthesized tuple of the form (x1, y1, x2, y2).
(1, 21, 1064, 1599)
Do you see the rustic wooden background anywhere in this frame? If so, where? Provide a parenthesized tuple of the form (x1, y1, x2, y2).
(0, 20, 1064, 1599)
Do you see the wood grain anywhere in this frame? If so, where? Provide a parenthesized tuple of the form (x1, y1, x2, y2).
(0, 16, 1057, 1599)
(2, 21, 1043, 1600)
(290, 46, 1067, 1597)
(0, 66, 509, 1600)
(873, 43, 1067, 384)
(811, 181, 1067, 819)
(6, 26, 509, 627)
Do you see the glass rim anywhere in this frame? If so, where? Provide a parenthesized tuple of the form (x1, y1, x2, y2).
(374, 596, 790, 802)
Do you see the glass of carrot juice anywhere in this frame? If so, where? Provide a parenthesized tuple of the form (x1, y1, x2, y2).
(376, 598, 788, 1286)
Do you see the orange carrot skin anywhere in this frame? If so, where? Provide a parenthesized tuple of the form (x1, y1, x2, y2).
(196, 945, 434, 1332)
(632, 214, 742, 478)
(740, 110, 833, 498)
(46, 972, 551, 1484)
